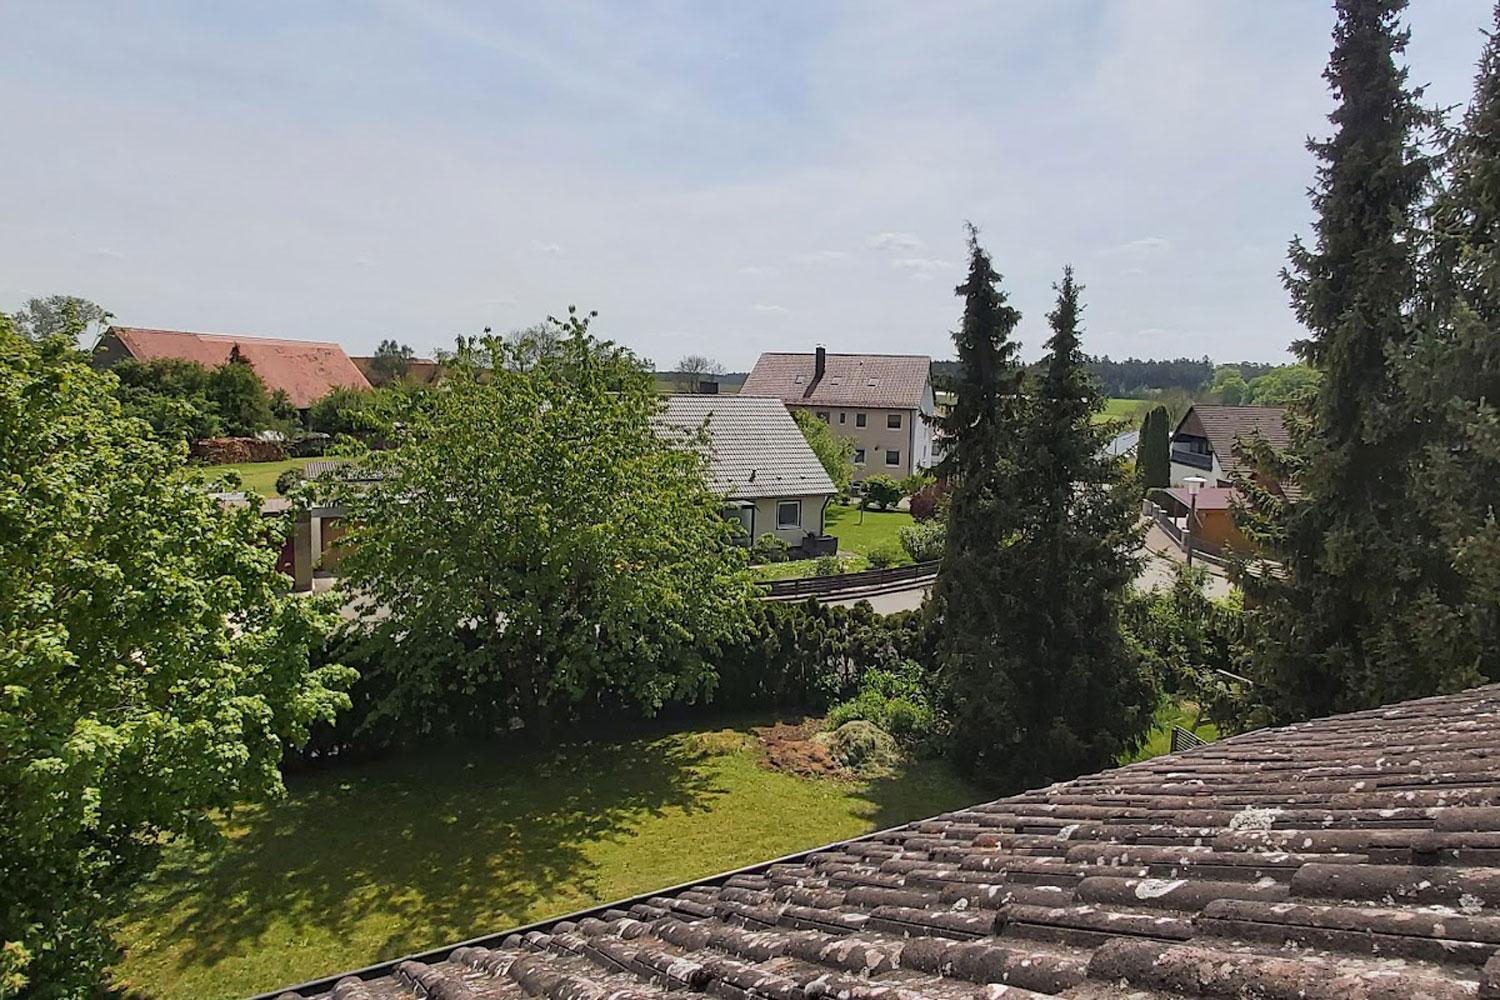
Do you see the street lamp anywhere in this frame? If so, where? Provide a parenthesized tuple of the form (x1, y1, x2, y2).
(1183, 476, 1206, 566)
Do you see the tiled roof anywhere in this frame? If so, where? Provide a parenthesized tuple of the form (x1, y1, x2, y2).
(105, 326, 370, 408)
(272, 683, 1500, 1000)
(1161, 485, 1238, 512)
(657, 396, 837, 501)
(1175, 406, 1289, 477)
(351, 357, 444, 385)
(742, 354, 931, 410)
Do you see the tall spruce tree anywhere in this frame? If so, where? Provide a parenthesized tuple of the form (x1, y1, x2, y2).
(1137, 404, 1170, 490)
(1237, 0, 1443, 720)
(1398, 2, 1500, 691)
(934, 253, 1153, 789)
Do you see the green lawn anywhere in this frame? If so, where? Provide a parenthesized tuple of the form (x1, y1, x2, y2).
(825, 504, 913, 559)
(192, 457, 314, 495)
(1094, 397, 1149, 426)
(112, 718, 984, 999)
(1121, 698, 1221, 764)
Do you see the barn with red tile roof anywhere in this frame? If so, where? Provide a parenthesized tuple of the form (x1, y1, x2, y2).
(259, 682, 1500, 1000)
(94, 326, 370, 410)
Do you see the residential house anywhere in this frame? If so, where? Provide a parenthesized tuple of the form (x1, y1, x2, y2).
(1170, 404, 1288, 487)
(1150, 484, 1250, 557)
(657, 395, 837, 552)
(262, 681, 1500, 999)
(93, 326, 371, 414)
(351, 355, 444, 386)
(741, 347, 937, 481)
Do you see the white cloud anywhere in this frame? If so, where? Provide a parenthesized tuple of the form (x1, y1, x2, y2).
(790, 249, 848, 264)
(865, 231, 924, 252)
(1119, 266, 1146, 277)
(353, 256, 376, 267)
(90, 246, 125, 260)
(890, 257, 954, 280)
(1098, 236, 1171, 258)
(753, 303, 789, 315)
(533, 241, 564, 255)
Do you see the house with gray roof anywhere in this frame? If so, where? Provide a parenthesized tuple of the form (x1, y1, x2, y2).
(657, 395, 838, 551)
(741, 347, 937, 481)
(1170, 404, 1288, 487)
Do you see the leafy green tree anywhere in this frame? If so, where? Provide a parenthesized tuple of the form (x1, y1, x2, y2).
(937, 265, 1152, 789)
(369, 339, 415, 385)
(1238, 0, 1445, 719)
(9, 294, 111, 344)
(111, 356, 223, 441)
(335, 308, 754, 741)
(792, 408, 855, 492)
(1247, 363, 1321, 406)
(859, 474, 902, 510)
(0, 319, 351, 998)
(205, 353, 284, 436)
(1397, 2, 1500, 692)
(1137, 404, 1171, 490)
(307, 386, 386, 437)
(1207, 365, 1250, 405)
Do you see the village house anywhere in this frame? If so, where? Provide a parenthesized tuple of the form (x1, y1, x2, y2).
(1169, 403, 1288, 487)
(657, 394, 837, 553)
(93, 325, 370, 415)
(741, 347, 937, 481)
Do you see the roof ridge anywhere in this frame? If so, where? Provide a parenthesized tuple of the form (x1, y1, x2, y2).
(112, 326, 347, 349)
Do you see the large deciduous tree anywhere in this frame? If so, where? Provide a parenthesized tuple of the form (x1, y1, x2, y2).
(336, 309, 755, 742)
(9, 294, 111, 344)
(934, 256, 1152, 789)
(0, 319, 350, 998)
(1237, 0, 1445, 719)
(792, 408, 855, 493)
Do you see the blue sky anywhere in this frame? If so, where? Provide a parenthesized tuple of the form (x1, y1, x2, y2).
(0, 1, 1492, 367)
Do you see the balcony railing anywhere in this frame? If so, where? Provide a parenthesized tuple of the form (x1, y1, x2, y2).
(1170, 448, 1214, 471)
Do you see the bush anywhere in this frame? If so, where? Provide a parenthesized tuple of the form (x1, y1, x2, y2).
(824, 659, 937, 747)
(827, 720, 898, 769)
(898, 473, 935, 498)
(750, 532, 790, 564)
(909, 482, 947, 522)
(899, 520, 945, 562)
(275, 467, 305, 496)
(814, 555, 843, 577)
(866, 542, 901, 568)
(861, 475, 903, 511)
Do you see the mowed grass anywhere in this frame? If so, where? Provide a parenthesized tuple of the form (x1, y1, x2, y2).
(825, 504, 913, 559)
(112, 718, 984, 999)
(1121, 698, 1221, 764)
(1094, 397, 1149, 426)
(191, 457, 314, 495)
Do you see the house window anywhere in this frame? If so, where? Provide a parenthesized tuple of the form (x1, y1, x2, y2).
(853, 448, 866, 465)
(887, 413, 903, 429)
(838, 412, 846, 424)
(886, 449, 901, 466)
(777, 500, 801, 528)
(816, 411, 830, 422)
(855, 412, 867, 427)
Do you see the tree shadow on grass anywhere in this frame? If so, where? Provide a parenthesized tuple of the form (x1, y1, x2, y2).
(848, 755, 990, 833)
(134, 727, 727, 987)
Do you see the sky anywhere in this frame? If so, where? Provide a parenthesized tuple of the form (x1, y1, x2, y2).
(0, 2, 1493, 369)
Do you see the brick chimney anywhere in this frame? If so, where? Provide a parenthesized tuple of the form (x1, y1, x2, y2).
(815, 345, 827, 380)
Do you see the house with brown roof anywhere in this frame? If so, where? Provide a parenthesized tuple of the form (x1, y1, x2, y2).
(261, 681, 1500, 999)
(741, 347, 937, 482)
(657, 395, 837, 551)
(94, 326, 370, 413)
(1170, 404, 1288, 487)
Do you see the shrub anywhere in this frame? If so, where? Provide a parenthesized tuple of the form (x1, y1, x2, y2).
(866, 542, 901, 568)
(899, 520, 945, 562)
(827, 720, 898, 769)
(750, 532, 790, 564)
(861, 475, 903, 511)
(898, 473, 935, 498)
(909, 482, 947, 521)
(814, 555, 843, 577)
(275, 467, 306, 496)
(824, 660, 937, 747)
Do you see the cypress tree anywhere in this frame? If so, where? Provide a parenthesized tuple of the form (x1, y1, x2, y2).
(934, 255, 1153, 790)
(1237, 0, 1442, 720)
(1398, 1, 1500, 690)
(1137, 404, 1170, 490)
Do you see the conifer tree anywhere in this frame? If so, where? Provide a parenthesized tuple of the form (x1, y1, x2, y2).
(1237, 0, 1443, 719)
(1137, 405, 1170, 490)
(1399, 2, 1500, 691)
(934, 253, 1153, 789)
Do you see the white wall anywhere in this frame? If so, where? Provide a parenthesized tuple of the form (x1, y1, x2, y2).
(747, 493, 831, 545)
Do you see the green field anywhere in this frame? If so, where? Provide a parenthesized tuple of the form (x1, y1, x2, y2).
(193, 457, 314, 495)
(1095, 397, 1149, 426)
(825, 504, 913, 559)
(112, 719, 983, 999)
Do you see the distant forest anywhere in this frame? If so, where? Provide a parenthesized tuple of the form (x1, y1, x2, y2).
(930, 356, 1277, 399)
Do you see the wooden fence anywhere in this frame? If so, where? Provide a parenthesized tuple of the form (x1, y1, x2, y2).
(761, 560, 941, 602)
